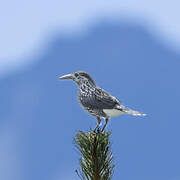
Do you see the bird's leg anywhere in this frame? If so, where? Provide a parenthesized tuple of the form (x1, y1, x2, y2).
(102, 118, 109, 132)
(94, 117, 101, 132)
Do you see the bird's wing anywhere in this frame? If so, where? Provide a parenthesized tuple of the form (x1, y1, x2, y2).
(80, 87, 121, 109)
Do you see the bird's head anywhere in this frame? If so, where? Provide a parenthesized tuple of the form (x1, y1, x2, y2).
(59, 71, 96, 86)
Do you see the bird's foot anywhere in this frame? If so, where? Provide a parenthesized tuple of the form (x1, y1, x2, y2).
(93, 126, 101, 133)
(97, 127, 101, 133)
(93, 127, 97, 133)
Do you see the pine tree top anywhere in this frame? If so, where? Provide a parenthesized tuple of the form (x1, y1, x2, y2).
(75, 130, 114, 180)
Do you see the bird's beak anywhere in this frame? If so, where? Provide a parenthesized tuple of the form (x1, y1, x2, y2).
(59, 73, 74, 80)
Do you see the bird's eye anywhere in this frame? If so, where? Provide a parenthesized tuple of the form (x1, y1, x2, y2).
(74, 73, 78, 77)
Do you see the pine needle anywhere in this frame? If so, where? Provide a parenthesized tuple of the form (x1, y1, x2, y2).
(74, 130, 114, 180)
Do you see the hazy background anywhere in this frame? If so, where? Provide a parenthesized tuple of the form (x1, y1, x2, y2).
(0, 1, 180, 180)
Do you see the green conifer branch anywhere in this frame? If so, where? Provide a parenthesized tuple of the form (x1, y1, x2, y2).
(75, 130, 114, 180)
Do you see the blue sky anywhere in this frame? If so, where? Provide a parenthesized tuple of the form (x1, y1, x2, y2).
(1, 0, 180, 74)
(0, 1, 180, 180)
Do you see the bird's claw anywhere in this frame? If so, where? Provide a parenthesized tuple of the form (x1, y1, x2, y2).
(93, 126, 101, 133)
(97, 127, 101, 133)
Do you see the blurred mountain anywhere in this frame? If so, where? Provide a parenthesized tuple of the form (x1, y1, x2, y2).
(0, 22, 180, 180)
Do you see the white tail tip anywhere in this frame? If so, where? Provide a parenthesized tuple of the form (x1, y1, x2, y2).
(125, 109, 146, 116)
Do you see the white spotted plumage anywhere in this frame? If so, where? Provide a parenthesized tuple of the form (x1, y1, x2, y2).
(59, 71, 146, 131)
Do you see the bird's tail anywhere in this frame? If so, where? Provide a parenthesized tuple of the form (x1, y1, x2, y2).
(124, 108, 146, 116)
(116, 104, 146, 116)
(117, 104, 146, 116)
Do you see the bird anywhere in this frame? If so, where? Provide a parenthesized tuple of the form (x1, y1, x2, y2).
(59, 71, 146, 131)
